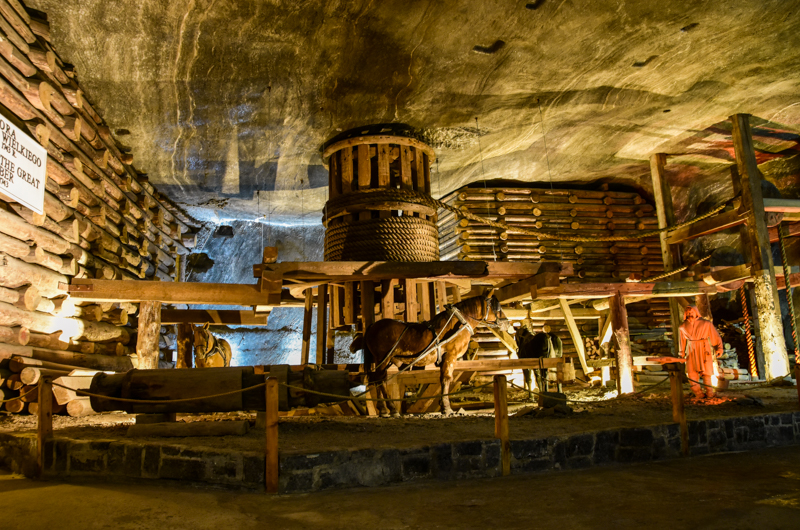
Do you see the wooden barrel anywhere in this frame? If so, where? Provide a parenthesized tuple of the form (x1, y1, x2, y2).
(321, 125, 438, 262)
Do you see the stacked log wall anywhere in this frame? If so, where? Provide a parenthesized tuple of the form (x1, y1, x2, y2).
(0, 3, 198, 413)
(439, 186, 672, 369)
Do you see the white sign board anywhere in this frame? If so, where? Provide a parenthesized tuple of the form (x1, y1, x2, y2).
(0, 115, 47, 214)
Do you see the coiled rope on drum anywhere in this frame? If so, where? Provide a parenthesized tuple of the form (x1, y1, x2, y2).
(324, 189, 729, 244)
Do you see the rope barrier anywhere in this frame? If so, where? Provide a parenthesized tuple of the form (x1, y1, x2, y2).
(0, 385, 37, 403)
(508, 377, 670, 405)
(49, 381, 267, 404)
(325, 189, 730, 243)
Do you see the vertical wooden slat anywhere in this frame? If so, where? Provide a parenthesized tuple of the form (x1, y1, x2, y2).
(328, 151, 341, 199)
(435, 281, 447, 313)
(176, 322, 193, 368)
(378, 144, 391, 219)
(265, 376, 279, 494)
(559, 299, 592, 375)
(668, 368, 689, 456)
(137, 301, 161, 369)
(609, 292, 633, 394)
(400, 145, 413, 190)
(450, 284, 462, 303)
(357, 144, 372, 221)
(404, 279, 418, 323)
(381, 279, 395, 319)
(330, 284, 342, 328)
(493, 374, 510, 476)
(341, 147, 353, 194)
(300, 288, 313, 364)
(414, 147, 425, 191)
(316, 283, 328, 364)
(343, 281, 356, 325)
(361, 281, 375, 329)
(427, 282, 437, 317)
(423, 153, 432, 195)
(418, 282, 431, 321)
(37, 377, 53, 477)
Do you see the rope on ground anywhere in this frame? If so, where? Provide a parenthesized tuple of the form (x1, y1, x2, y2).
(685, 377, 775, 392)
(0, 385, 37, 403)
(280, 381, 496, 404)
(326, 189, 730, 243)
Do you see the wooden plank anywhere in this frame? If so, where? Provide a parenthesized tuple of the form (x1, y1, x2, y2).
(340, 146, 353, 193)
(322, 135, 435, 161)
(418, 282, 431, 321)
(493, 375, 510, 476)
(255, 260, 554, 281)
(343, 282, 356, 325)
(360, 281, 375, 328)
(559, 299, 592, 374)
(136, 301, 161, 370)
(377, 144, 391, 218)
(357, 144, 371, 221)
(404, 383, 439, 414)
(599, 312, 613, 345)
(329, 284, 342, 328)
(668, 369, 689, 456)
(534, 281, 713, 300)
(160, 309, 269, 325)
(414, 147, 425, 192)
(651, 153, 685, 357)
(763, 198, 800, 213)
(300, 289, 313, 365)
(487, 327, 516, 354)
(65, 279, 281, 306)
(665, 209, 744, 245)
(176, 322, 193, 369)
(316, 283, 327, 364)
(265, 376, 279, 494)
(435, 281, 447, 313)
(400, 145, 413, 191)
(381, 279, 395, 319)
(404, 279, 418, 323)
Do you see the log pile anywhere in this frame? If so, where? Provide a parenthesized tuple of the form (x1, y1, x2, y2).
(0, 4, 199, 413)
(439, 186, 673, 370)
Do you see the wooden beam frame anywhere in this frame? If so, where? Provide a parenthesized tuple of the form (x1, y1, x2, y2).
(533, 281, 714, 300)
(64, 279, 281, 306)
(160, 309, 269, 325)
(559, 299, 592, 374)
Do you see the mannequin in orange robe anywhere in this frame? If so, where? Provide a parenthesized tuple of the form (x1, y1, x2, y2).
(679, 306, 723, 399)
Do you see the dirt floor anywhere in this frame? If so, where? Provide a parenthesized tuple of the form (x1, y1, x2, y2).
(2, 381, 798, 456)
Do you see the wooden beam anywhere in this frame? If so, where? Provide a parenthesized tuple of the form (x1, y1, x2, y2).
(487, 327, 517, 354)
(534, 281, 713, 300)
(731, 113, 790, 379)
(665, 209, 744, 245)
(316, 283, 327, 365)
(559, 299, 592, 374)
(650, 153, 685, 357)
(64, 279, 282, 306)
(599, 312, 613, 346)
(763, 198, 800, 213)
(300, 289, 313, 365)
(495, 263, 561, 304)
(160, 309, 269, 325)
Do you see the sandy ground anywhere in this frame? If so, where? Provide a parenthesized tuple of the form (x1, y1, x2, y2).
(2, 445, 799, 530)
(2, 382, 797, 455)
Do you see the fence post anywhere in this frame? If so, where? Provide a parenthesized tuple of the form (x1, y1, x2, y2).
(493, 374, 510, 476)
(265, 376, 279, 494)
(668, 368, 689, 456)
(37, 377, 53, 477)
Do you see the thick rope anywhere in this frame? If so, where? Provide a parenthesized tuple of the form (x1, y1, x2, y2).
(0, 385, 37, 403)
(325, 216, 439, 261)
(325, 189, 729, 243)
(639, 254, 712, 283)
(51, 381, 267, 404)
(740, 285, 758, 379)
(778, 224, 799, 361)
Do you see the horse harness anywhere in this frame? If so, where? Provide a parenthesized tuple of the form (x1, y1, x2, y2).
(197, 330, 227, 363)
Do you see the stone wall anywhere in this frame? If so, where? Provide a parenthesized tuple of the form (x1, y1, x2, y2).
(2, 411, 798, 493)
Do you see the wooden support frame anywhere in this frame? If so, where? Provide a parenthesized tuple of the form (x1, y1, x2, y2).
(559, 299, 592, 374)
(300, 289, 313, 365)
(137, 301, 161, 369)
(65, 279, 282, 306)
(160, 309, 269, 325)
(609, 293, 634, 394)
(265, 376, 279, 494)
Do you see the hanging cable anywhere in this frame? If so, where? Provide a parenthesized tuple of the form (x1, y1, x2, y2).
(267, 84, 273, 247)
(537, 98, 563, 263)
(474, 117, 497, 261)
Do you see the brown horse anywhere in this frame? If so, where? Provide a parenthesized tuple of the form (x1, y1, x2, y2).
(354, 294, 507, 416)
(193, 323, 232, 368)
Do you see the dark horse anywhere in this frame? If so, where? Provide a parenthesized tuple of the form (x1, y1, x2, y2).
(352, 294, 507, 416)
(515, 322, 563, 400)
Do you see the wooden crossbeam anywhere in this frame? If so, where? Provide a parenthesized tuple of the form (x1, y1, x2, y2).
(160, 309, 269, 325)
(559, 299, 592, 374)
(763, 198, 800, 213)
(532, 281, 714, 300)
(63, 279, 282, 306)
(665, 209, 744, 245)
(502, 307, 601, 320)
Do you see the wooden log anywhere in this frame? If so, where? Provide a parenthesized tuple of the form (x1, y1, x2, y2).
(0, 302, 131, 344)
(51, 374, 94, 405)
(0, 323, 27, 344)
(0, 252, 67, 298)
(0, 208, 71, 255)
(1, 343, 132, 371)
(66, 397, 97, 417)
(609, 293, 634, 394)
(136, 301, 161, 370)
(127, 420, 250, 438)
(7, 355, 103, 374)
(20, 366, 70, 385)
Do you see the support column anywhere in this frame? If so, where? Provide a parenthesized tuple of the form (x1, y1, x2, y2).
(731, 113, 790, 380)
(136, 301, 161, 369)
(609, 292, 634, 394)
(650, 153, 684, 355)
(300, 288, 313, 365)
(316, 284, 328, 364)
(176, 322, 193, 368)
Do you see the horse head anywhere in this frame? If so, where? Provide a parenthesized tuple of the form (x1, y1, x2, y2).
(483, 291, 509, 331)
(193, 323, 212, 353)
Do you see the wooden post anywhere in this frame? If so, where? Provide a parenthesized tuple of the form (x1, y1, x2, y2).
(316, 283, 328, 364)
(731, 114, 791, 380)
(796, 363, 800, 408)
(37, 376, 53, 477)
(136, 301, 161, 369)
(404, 279, 418, 322)
(300, 288, 313, 365)
(609, 292, 634, 394)
(265, 376, 279, 494)
(343, 281, 356, 325)
(329, 284, 342, 328)
(435, 281, 447, 313)
(650, 153, 685, 356)
(493, 374, 510, 477)
(668, 368, 689, 456)
(360, 281, 375, 329)
(418, 282, 431, 321)
(381, 279, 395, 319)
(175, 322, 193, 368)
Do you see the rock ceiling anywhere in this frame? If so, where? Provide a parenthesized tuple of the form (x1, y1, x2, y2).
(27, 0, 800, 224)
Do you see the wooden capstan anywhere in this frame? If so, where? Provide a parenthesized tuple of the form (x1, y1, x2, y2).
(321, 125, 438, 262)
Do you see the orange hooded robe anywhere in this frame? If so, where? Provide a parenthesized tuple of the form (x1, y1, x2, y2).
(679, 310, 723, 397)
